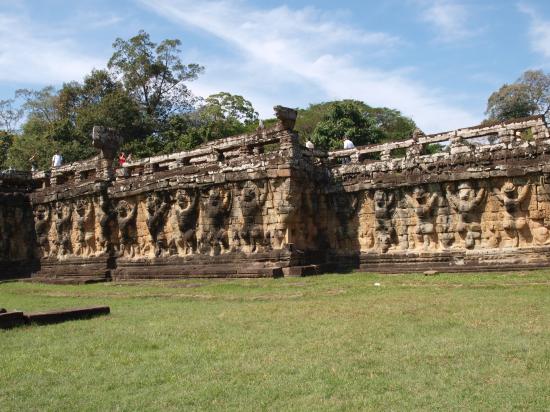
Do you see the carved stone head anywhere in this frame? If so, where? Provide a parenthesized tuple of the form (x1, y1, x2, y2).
(176, 190, 192, 209)
(34, 205, 48, 221)
(374, 190, 393, 209)
(413, 186, 425, 198)
(146, 192, 162, 214)
(75, 199, 87, 216)
(55, 201, 65, 217)
(116, 200, 131, 218)
(208, 189, 222, 207)
(242, 182, 257, 203)
(502, 181, 516, 196)
(458, 182, 474, 201)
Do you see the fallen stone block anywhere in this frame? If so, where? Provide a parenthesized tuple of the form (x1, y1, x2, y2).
(0, 311, 27, 329)
(25, 306, 110, 325)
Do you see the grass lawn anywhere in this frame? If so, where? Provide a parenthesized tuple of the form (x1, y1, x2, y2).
(1, 271, 549, 411)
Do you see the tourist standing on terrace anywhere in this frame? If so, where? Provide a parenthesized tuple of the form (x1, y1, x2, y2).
(343, 137, 355, 149)
(28, 154, 37, 171)
(305, 139, 314, 149)
(51, 150, 63, 168)
(118, 152, 126, 166)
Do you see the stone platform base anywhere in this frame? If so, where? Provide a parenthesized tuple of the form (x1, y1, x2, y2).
(358, 246, 550, 273)
(20, 246, 550, 283)
(112, 250, 296, 280)
(30, 256, 113, 284)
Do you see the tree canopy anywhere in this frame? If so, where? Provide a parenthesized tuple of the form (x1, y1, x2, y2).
(108, 30, 204, 129)
(485, 70, 550, 122)
(0, 31, 423, 170)
(296, 100, 416, 151)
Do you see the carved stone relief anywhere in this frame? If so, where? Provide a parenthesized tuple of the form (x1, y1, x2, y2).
(200, 187, 232, 256)
(171, 189, 199, 256)
(116, 199, 138, 257)
(54, 201, 73, 258)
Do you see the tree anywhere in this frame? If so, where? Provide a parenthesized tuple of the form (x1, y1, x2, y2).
(519, 70, 550, 115)
(0, 98, 23, 133)
(485, 70, 550, 122)
(310, 100, 382, 150)
(108, 30, 204, 129)
(195, 92, 258, 141)
(295, 102, 336, 142)
(6, 118, 56, 170)
(366, 107, 416, 142)
(0, 131, 13, 168)
(203, 92, 258, 125)
(296, 100, 416, 150)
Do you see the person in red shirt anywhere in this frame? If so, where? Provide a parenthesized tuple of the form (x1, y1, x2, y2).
(118, 152, 126, 167)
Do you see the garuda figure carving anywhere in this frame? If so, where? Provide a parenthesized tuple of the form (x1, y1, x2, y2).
(435, 193, 454, 249)
(116, 200, 138, 257)
(493, 181, 530, 248)
(54, 201, 73, 257)
(238, 181, 268, 253)
(272, 178, 300, 249)
(145, 192, 171, 257)
(96, 193, 115, 255)
(200, 187, 232, 255)
(171, 189, 199, 255)
(446, 182, 485, 249)
(393, 194, 411, 251)
(34, 204, 51, 258)
(75, 198, 95, 257)
(374, 190, 395, 253)
(406, 186, 438, 251)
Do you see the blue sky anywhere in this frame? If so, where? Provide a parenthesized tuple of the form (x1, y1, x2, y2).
(1, 0, 549, 132)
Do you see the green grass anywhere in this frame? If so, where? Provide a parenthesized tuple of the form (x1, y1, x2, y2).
(1, 271, 549, 411)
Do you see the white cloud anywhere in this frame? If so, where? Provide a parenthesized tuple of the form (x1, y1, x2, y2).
(140, 0, 479, 132)
(0, 12, 104, 85)
(518, 3, 550, 60)
(418, 0, 478, 42)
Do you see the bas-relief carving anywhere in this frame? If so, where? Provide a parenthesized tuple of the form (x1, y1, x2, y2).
(171, 189, 199, 255)
(54, 201, 73, 258)
(75, 198, 95, 257)
(446, 182, 485, 249)
(145, 191, 170, 257)
(272, 178, 300, 249)
(96, 193, 115, 255)
(406, 186, 438, 251)
(200, 187, 232, 256)
(236, 181, 267, 253)
(373, 190, 395, 253)
(22, 176, 550, 263)
(493, 181, 530, 248)
(116, 199, 138, 257)
(355, 179, 550, 255)
(34, 204, 50, 257)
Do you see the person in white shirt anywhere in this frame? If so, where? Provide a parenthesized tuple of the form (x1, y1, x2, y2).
(305, 140, 314, 149)
(51, 151, 63, 168)
(343, 137, 355, 150)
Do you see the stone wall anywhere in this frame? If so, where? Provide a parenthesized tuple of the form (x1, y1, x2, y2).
(0, 170, 37, 279)
(1, 108, 550, 281)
